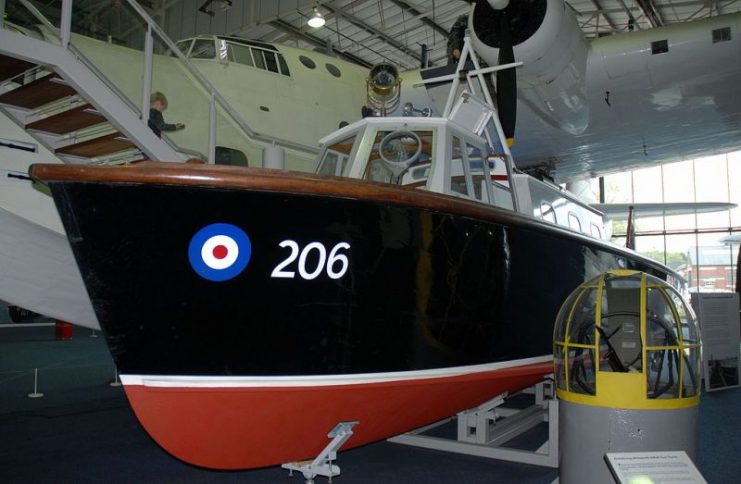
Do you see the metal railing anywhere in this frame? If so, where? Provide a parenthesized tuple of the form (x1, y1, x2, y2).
(4, 0, 318, 163)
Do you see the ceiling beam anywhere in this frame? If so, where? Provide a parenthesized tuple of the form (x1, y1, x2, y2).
(387, 0, 451, 38)
(323, 3, 423, 63)
(268, 18, 373, 68)
(635, 0, 665, 27)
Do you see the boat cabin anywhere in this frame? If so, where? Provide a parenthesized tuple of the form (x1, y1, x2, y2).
(314, 92, 609, 241)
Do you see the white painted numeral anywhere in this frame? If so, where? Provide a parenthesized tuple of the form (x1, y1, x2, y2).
(298, 242, 327, 280)
(326, 242, 350, 279)
(271, 241, 351, 280)
(270, 240, 299, 278)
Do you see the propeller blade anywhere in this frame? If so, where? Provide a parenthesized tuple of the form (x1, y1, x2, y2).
(496, 9, 516, 146)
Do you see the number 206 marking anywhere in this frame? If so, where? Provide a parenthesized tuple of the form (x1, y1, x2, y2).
(271, 240, 350, 280)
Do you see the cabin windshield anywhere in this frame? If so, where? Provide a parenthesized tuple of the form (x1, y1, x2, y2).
(364, 129, 434, 186)
(317, 134, 357, 177)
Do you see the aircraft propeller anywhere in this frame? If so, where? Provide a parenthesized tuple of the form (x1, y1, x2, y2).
(492, 1, 517, 146)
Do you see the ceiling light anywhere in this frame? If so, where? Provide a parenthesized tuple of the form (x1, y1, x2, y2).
(308, 7, 325, 28)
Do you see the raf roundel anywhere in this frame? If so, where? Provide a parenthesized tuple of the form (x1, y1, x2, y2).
(188, 223, 252, 281)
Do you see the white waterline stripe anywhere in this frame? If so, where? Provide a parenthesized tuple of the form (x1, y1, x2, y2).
(120, 355, 552, 388)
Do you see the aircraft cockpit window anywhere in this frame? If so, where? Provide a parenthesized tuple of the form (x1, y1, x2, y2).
(229, 43, 254, 67)
(252, 49, 266, 70)
(191, 39, 216, 59)
(175, 40, 193, 57)
(277, 55, 290, 76)
(264, 51, 279, 74)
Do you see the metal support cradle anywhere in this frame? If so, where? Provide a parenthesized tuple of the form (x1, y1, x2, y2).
(387, 379, 559, 468)
(282, 420, 359, 483)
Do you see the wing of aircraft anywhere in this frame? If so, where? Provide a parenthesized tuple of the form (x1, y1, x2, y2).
(594, 202, 739, 220)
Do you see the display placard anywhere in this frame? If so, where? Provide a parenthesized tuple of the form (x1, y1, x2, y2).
(691, 293, 740, 392)
(605, 451, 707, 484)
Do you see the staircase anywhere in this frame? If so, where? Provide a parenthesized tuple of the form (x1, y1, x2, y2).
(0, 43, 179, 165)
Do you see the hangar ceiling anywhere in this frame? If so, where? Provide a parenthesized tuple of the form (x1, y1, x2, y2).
(6, 0, 741, 70)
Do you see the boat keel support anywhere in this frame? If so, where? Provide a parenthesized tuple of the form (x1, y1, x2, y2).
(282, 420, 359, 483)
(387, 379, 559, 468)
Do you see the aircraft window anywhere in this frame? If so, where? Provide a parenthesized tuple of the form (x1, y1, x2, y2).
(277, 54, 290, 76)
(175, 40, 192, 56)
(326, 63, 341, 78)
(252, 48, 266, 70)
(541, 203, 556, 223)
(299, 55, 316, 69)
(229, 43, 254, 67)
(264, 51, 279, 73)
(651, 39, 669, 54)
(191, 39, 216, 59)
(712, 27, 731, 43)
(590, 223, 602, 239)
(568, 213, 582, 232)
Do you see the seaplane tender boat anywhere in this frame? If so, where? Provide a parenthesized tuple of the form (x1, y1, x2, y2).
(29, 87, 681, 470)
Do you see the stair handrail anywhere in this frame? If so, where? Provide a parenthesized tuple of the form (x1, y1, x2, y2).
(116, 0, 320, 159)
(10, 0, 319, 162)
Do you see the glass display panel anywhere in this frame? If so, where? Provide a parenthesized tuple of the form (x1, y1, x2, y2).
(554, 344, 567, 391)
(681, 347, 701, 397)
(567, 289, 597, 345)
(646, 287, 679, 347)
(647, 349, 680, 398)
(568, 346, 596, 395)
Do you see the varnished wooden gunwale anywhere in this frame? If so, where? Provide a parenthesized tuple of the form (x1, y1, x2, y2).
(29, 161, 673, 276)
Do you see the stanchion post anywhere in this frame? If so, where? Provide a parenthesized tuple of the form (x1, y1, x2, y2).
(109, 368, 122, 387)
(27, 368, 44, 398)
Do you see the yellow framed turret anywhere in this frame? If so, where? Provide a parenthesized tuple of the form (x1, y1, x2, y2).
(553, 270, 701, 410)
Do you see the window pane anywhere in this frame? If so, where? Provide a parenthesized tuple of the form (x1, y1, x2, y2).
(277, 54, 290, 76)
(646, 287, 678, 347)
(230, 43, 254, 66)
(568, 346, 596, 395)
(729, 152, 741, 227)
(252, 48, 266, 69)
(191, 39, 216, 59)
(264, 51, 279, 73)
(647, 349, 680, 398)
(694, 155, 730, 229)
(633, 165, 663, 203)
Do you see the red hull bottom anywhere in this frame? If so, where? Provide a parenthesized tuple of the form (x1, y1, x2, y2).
(122, 361, 552, 469)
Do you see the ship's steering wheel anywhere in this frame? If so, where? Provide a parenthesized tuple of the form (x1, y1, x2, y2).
(379, 130, 422, 178)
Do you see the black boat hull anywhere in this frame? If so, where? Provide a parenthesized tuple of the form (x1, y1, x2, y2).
(34, 163, 676, 469)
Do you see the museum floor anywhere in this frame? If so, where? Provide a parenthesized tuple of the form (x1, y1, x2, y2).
(1, 310, 739, 483)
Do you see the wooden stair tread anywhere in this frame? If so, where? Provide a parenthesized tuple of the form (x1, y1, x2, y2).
(56, 132, 136, 158)
(26, 104, 106, 134)
(0, 74, 77, 109)
(0, 54, 36, 81)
